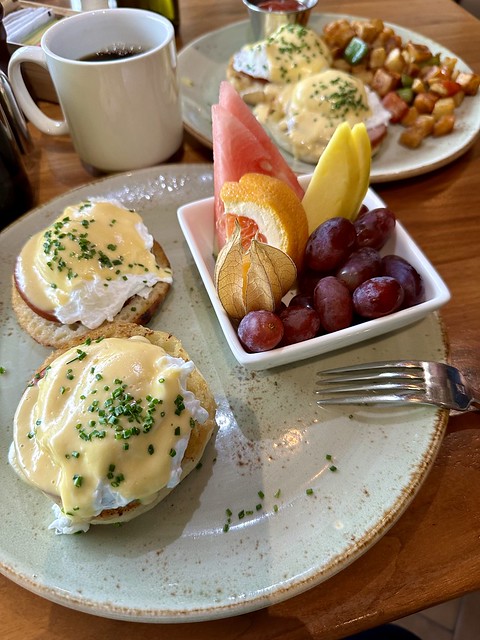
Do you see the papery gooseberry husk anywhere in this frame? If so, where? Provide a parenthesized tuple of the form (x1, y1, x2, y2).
(214, 222, 297, 320)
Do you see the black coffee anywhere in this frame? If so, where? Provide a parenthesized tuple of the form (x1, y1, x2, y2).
(79, 44, 144, 62)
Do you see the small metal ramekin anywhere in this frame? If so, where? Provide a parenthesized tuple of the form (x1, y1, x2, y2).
(242, 0, 318, 39)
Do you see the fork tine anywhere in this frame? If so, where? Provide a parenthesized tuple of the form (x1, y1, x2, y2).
(316, 370, 423, 384)
(315, 380, 423, 394)
(316, 361, 426, 388)
(315, 393, 425, 406)
(317, 360, 424, 375)
(315, 360, 428, 407)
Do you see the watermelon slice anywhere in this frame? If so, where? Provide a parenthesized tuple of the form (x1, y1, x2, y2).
(212, 81, 304, 250)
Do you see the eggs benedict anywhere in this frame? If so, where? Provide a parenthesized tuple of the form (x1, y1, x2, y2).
(12, 200, 173, 348)
(9, 323, 217, 534)
(227, 25, 391, 163)
(227, 23, 332, 104)
(256, 68, 388, 162)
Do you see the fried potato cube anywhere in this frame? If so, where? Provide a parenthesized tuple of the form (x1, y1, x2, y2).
(413, 92, 438, 114)
(405, 62, 421, 78)
(352, 67, 374, 85)
(399, 125, 428, 149)
(331, 58, 352, 72)
(372, 27, 395, 48)
(414, 114, 435, 136)
(412, 78, 427, 94)
(455, 71, 480, 96)
(323, 19, 356, 50)
(384, 34, 403, 54)
(369, 46, 387, 69)
(452, 90, 465, 107)
(433, 114, 455, 136)
(429, 81, 454, 97)
(405, 41, 433, 64)
(401, 106, 420, 127)
(421, 65, 441, 82)
(371, 68, 400, 97)
(352, 19, 384, 43)
(384, 47, 407, 73)
(442, 57, 458, 74)
(432, 97, 455, 117)
(399, 114, 435, 148)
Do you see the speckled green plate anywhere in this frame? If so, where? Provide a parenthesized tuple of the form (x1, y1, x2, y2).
(0, 165, 448, 622)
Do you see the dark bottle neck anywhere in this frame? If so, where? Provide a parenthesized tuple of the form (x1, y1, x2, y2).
(0, 5, 11, 76)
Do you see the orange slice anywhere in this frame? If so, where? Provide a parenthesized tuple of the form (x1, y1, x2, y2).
(225, 215, 267, 250)
(220, 173, 308, 270)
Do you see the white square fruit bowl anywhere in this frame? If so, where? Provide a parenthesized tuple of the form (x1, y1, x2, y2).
(177, 174, 450, 370)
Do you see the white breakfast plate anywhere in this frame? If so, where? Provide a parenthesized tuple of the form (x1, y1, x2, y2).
(177, 13, 480, 182)
(178, 173, 450, 370)
(0, 165, 449, 622)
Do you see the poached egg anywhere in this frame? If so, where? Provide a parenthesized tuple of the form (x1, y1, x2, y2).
(255, 69, 391, 162)
(14, 200, 173, 329)
(232, 23, 332, 84)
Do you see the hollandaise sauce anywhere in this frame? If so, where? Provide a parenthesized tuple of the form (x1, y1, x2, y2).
(260, 69, 372, 162)
(239, 24, 332, 84)
(15, 201, 172, 328)
(267, 24, 332, 83)
(12, 336, 209, 526)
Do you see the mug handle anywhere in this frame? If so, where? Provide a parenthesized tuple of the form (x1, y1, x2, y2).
(8, 46, 69, 136)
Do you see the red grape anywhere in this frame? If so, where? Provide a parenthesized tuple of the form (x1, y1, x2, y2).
(313, 276, 353, 332)
(336, 247, 382, 292)
(353, 276, 404, 318)
(288, 293, 314, 309)
(297, 268, 322, 296)
(237, 310, 284, 352)
(381, 255, 425, 307)
(279, 306, 321, 345)
(354, 207, 396, 250)
(305, 217, 357, 272)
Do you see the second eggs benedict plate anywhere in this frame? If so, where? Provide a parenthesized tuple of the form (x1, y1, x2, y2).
(177, 15, 480, 181)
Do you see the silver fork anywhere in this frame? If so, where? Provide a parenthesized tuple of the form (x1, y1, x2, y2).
(315, 360, 480, 412)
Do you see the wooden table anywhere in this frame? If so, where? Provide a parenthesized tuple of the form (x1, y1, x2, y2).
(2, 0, 479, 638)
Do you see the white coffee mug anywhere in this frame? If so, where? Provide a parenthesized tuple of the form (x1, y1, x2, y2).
(8, 8, 183, 172)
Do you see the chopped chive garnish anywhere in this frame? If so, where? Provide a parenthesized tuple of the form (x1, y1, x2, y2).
(73, 474, 83, 487)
